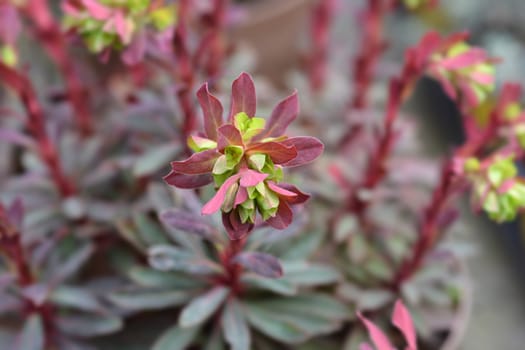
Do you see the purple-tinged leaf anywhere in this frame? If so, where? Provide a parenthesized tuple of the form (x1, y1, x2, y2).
(277, 183, 310, 204)
(222, 210, 254, 240)
(246, 142, 297, 165)
(169, 149, 220, 175)
(202, 175, 241, 215)
(7, 198, 24, 228)
(163, 172, 213, 189)
(222, 298, 251, 350)
(266, 202, 293, 229)
(239, 169, 268, 187)
(263, 91, 299, 138)
(230, 72, 256, 120)
(266, 182, 298, 198)
(197, 83, 223, 140)
(281, 137, 324, 167)
(392, 300, 417, 350)
(0, 128, 36, 149)
(217, 124, 244, 150)
(179, 286, 230, 327)
(234, 252, 283, 278)
(357, 312, 394, 350)
(13, 314, 44, 350)
(160, 209, 220, 241)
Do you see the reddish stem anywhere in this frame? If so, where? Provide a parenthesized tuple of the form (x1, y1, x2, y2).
(0, 225, 56, 347)
(308, 0, 335, 92)
(23, 0, 93, 136)
(218, 237, 246, 295)
(0, 62, 76, 197)
(338, 0, 391, 151)
(391, 119, 499, 289)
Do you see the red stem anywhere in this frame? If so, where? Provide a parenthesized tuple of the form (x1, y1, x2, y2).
(338, 0, 391, 151)
(308, 0, 335, 92)
(0, 62, 76, 197)
(0, 224, 56, 347)
(391, 119, 500, 289)
(23, 0, 93, 136)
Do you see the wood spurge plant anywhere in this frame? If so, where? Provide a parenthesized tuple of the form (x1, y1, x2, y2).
(0, 0, 522, 349)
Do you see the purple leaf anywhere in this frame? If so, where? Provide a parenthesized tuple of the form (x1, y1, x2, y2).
(262, 91, 299, 138)
(281, 137, 324, 167)
(160, 209, 219, 241)
(234, 252, 283, 278)
(222, 210, 253, 240)
(217, 124, 244, 150)
(229, 72, 256, 120)
(266, 201, 293, 229)
(246, 142, 297, 165)
(163, 172, 213, 189)
(266, 182, 298, 198)
(169, 149, 220, 175)
(276, 184, 310, 204)
(392, 300, 417, 350)
(202, 175, 241, 215)
(239, 169, 268, 187)
(357, 312, 394, 350)
(197, 83, 223, 140)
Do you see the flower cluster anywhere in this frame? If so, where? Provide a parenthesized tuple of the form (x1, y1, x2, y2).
(165, 73, 324, 239)
(459, 155, 525, 222)
(406, 32, 496, 112)
(0, 3, 20, 67)
(63, 0, 176, 62)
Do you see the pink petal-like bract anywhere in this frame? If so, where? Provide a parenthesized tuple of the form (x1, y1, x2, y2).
(261, 90, 299, 139)
(266, 182, 298, 198)
(82, 0, 112, 20)
(392, 300, 417, 350)
(163, 172, 213, 189)
(229, 72, 256, 120)
(170, 149, 220, 175)
(266, 201, 293, 229)
(246, 142, 297, 165)
(239, 169, 268, 187)
(357, 312, 394, 350)
(197, 83, 224, 140)
(281, 136, 324, 167)
(202, 175, 241, 215)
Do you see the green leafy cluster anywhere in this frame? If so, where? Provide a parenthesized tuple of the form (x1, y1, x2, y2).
(466, 156, 525, 222)
(63, 0, 176, 53)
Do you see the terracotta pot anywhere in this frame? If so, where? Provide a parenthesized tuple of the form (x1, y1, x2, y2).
(229, 0, 314, 84)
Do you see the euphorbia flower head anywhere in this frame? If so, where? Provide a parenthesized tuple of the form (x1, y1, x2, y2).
(63, 0, 176, 64)
(408, 31, 497, 112)
(164, 73, 324, 239)
(0, 3, 20, 67)
(458, 154, 525, 222)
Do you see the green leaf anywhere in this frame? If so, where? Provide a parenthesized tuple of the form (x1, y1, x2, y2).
(14, 314, 44, 350)
(245, 303, 307, 344)
(222, 299, 251, 350)
(282, 261, 341, 286)
(56, 314, 123, 337)
(50, 286, 104, 313)
(241, 274, 297, 296)
(108, 288, 192, 311)
(127, 266, 208, 290)
(152, 323, 200, 350)
(179, 286, 230, 327)
(134, 213, 171, 246)
(133, 143, 180, 177)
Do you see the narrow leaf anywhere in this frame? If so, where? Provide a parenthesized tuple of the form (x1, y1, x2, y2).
(234, 252, 283, 278)
(179, 286, 230, 327)
(222, 299, 251, 350)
